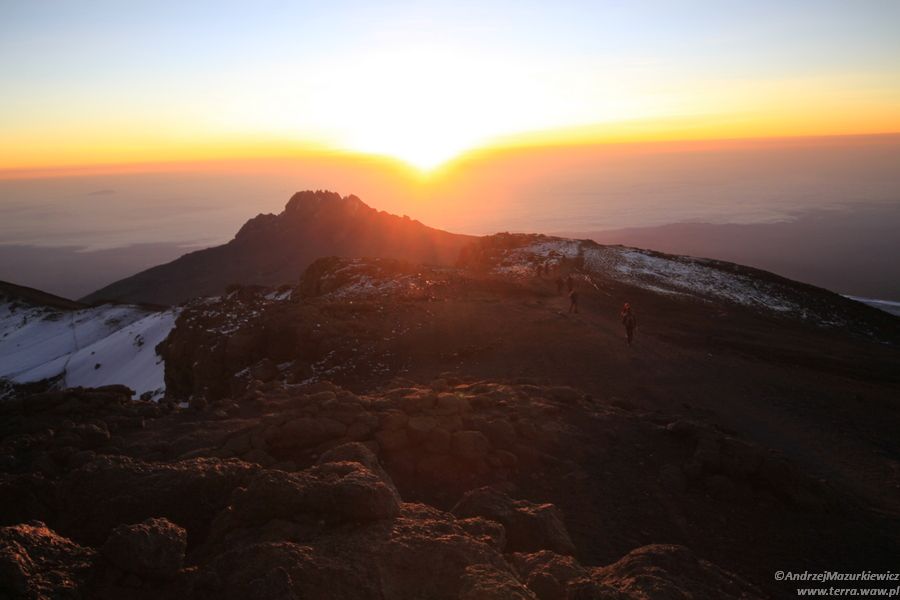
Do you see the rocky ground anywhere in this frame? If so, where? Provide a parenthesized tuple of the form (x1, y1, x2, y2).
(1, 381, 773, 599)
(2, 233, 898, 599)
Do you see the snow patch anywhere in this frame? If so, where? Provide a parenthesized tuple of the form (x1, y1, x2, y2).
(588, 248, 799, 312)
(486, 236, 814, 317)
(0, 301, 179, 400)
(319, 260, 439, 301)
(492, 239, 582, 278)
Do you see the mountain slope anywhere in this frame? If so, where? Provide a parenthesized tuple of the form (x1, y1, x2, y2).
(82, 190, 476, 306)
(0, 280, 85, 311)
(148, 240, 898, 596)
(0, 282, 177, 399)
(3, 232, 899, 598)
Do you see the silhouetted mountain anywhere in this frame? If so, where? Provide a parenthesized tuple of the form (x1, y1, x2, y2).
(0, 280, 85, 310)
(81, 190, 475, 305)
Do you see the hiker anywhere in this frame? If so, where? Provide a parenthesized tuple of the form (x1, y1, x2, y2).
(555, 276, 564, 294)
(621, 303, 637, 344)
(568, 288, 579, 314)
(566, 274, 574, 292)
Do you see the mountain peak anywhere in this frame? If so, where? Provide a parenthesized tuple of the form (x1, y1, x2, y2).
(235, 190, 375, 241)
(82, 191, 475, 305)
(284, 189, 370, 216)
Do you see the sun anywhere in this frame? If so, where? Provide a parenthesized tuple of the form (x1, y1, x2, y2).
(296, 46, 528, 173)
(346, 130, 474, 173)
(267, 43, 660, 173)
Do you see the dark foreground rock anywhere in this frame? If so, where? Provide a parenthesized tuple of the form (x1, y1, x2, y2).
(593, 544, 765, 599)
(56, 456, 259, 547)
(452, 486, 577, 556)
(101, 518, 186, 580)
(4, 371, 886, 598)
(0, 522, 95, 599)
(0, 378, 769, 599)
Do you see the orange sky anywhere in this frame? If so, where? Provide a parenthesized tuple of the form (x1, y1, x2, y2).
(2, 2, 899, 175)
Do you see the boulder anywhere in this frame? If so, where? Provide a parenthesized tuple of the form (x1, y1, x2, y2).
(302, 461, 403, 523)
(198, 503, 527, 600)
(452, 487, 576, 555)
(398, 391, 436, 414)
(459, 564, 538, 600)
(407, 415, 438, 443)
(271, 417, 347, 450)
(457, 517, 506, 551)
(229, 461, 400, 526)
(434, 393, 469, 415)
(375, 428, 409, 451)
(198, 541, 369, 600)
(317, 442, 399, 496)
(479, 419, 517, 449)
(424, 427, 452, 454)
(71, 422, 110, 449)
(510, 550, 589, 600)
(345, 414, 379, 440)
(379, 410, 409, 431)
(593, 544, 765, 599)
(451, 430, 491, 460)
(56, 456, 259, 546)
(416, 453, 460, 480)
(101, 517, 186, 579)
(0, 522, 96, 599)
(374, 503, 524, 600)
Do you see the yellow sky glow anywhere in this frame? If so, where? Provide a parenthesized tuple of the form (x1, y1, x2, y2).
(1, 54, 898, 175)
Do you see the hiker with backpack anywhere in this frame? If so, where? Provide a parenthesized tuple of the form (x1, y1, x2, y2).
(568, 288, 579, 314)
(621, 303, 637, 344)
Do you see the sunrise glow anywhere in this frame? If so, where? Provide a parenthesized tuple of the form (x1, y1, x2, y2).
(1, 1, 899, 174)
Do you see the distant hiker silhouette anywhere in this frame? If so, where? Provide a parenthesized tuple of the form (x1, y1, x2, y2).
(566, 274, 574, 292)
(621, 303, 637, 344)
(568, 289, 579, 314)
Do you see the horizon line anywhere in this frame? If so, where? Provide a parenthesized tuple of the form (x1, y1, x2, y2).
(2, 130, 899, 182)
